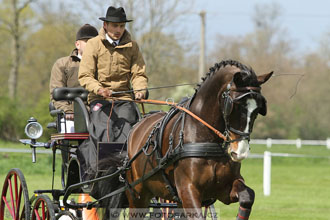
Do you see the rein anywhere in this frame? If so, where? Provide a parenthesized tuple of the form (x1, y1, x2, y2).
(110, 81, 263, 144)
(114, 85, 262, 141)
(111, 83, 197, 95)
(132, 99, 227, 140)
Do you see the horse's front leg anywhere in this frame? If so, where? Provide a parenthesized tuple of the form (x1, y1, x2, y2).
(230, 179, 255, 220)
(175, 163, 203, 220)
(176, 184, 203, 220)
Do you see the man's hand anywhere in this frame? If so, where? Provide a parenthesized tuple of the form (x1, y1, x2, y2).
(65, 113, 74, 121)
(135, 92, 145, 100)
(97, 88, 112, 98)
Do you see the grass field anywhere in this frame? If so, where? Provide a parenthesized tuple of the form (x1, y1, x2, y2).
(1, 140, 330, 219)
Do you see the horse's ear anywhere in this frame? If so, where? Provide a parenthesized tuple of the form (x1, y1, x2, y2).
(257, 71, 273, 85)
(233, 71, 250, 87)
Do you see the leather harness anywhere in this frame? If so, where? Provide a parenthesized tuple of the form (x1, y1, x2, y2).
(63, 83, 264, 208)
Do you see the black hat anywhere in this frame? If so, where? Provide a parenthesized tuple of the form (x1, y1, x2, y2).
(99, 6, 133, 23)
(76, 24, 98, 41)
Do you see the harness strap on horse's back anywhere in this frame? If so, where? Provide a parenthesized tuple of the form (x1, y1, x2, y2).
(156, 101, 187, 202)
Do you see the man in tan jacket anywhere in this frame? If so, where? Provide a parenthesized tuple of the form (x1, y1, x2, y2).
(78, 6, 148, 103)
(77, 6, 148, 182)
(50, 24, 98, 122)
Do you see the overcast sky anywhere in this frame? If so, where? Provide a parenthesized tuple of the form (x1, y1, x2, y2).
(186, 0, 330, 53)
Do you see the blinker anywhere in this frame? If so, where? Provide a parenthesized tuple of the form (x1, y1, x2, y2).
(259, 95, 267, 116)
(223, 94, 233, 116)
(223, 89, 266, 117)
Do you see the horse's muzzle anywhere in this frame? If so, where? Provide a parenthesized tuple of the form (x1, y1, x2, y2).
(228, 140, 250, 162)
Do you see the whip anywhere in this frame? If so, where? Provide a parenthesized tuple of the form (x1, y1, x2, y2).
(111, 83, 197, 95)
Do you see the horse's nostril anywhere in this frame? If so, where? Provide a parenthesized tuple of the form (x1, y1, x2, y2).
(231, 152, 238, 160)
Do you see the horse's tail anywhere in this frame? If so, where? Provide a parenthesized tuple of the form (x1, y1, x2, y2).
(92, 153, 128, 220)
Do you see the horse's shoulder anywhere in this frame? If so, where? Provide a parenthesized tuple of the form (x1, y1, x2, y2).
(133, 111, 165, 131)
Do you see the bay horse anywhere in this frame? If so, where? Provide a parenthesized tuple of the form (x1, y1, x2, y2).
(125, 60, 273, 219)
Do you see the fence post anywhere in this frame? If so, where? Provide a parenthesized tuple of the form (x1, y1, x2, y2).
(266, 138, 272, 148)
(263, 151, 271, 196)
(296, 138, 302, 149)
(327, 138, 330, 150)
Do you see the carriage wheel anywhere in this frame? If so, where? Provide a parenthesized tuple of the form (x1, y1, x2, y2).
(0, 168, 30, 220)
(55, 210, 76, 220)
(31, 195, 56, 220)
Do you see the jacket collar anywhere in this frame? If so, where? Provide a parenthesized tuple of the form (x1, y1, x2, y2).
(99, 27, 132, 47)
(70, 48, 80, 61)
(106, 33, 119, 45)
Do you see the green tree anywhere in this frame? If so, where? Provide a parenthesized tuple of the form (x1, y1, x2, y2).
(0, 96, 29, 141)
(0, 27, 11, 95)
(0, 1, 79, 140)
(0, 0, 36, 99)
(19, 21, 77, 105)
(296, 51, 330, 139)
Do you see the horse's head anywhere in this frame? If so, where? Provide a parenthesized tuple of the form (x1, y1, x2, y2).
(219, 64, 273, 162)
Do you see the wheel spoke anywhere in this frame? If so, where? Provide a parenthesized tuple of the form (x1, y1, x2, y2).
(34, 208, 41, 220)
(15, 185, 23, 220)
(14, 174, 18, 209)
(31, 195, 54, 220)
(42, 201, 46, 220)
(2, 195, 15, 218)
(14, 174, 22, 220)
(1, 169, 30, 220)
(8, 178, 17, 218)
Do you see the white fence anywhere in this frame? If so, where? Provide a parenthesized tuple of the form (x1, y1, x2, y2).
(250, 138, 330, 149)
(2, 139, 330, 197)
(258, 151, 330, 196)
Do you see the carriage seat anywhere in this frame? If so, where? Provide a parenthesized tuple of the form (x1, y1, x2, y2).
(52, 87, 90, 133)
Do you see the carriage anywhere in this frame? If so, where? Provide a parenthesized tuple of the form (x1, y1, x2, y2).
(0, 60, 272, 220)
(0, 87, 206, 220)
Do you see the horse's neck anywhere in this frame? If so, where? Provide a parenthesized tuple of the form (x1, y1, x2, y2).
(190, 73, 227, 118)
(184, 78, 226, 142)
(191, 91, 222, 124)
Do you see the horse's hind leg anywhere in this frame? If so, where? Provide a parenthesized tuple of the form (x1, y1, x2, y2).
(230, 179, 255, 220)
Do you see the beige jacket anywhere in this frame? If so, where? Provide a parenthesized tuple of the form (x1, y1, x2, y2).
(49, 49, 81, 113)
(78, 28, 148, 103)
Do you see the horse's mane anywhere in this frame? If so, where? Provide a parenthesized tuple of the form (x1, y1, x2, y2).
(194, 59, 256, 92)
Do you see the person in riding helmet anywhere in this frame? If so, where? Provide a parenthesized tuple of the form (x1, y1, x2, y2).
(49, 24, 100, 220)
(49, 24, 98, 126)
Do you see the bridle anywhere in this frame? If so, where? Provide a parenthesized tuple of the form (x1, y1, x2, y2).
(221, 81, 264, 144)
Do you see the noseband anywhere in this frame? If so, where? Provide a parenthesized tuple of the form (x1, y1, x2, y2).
(221, 82, 263, 143)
